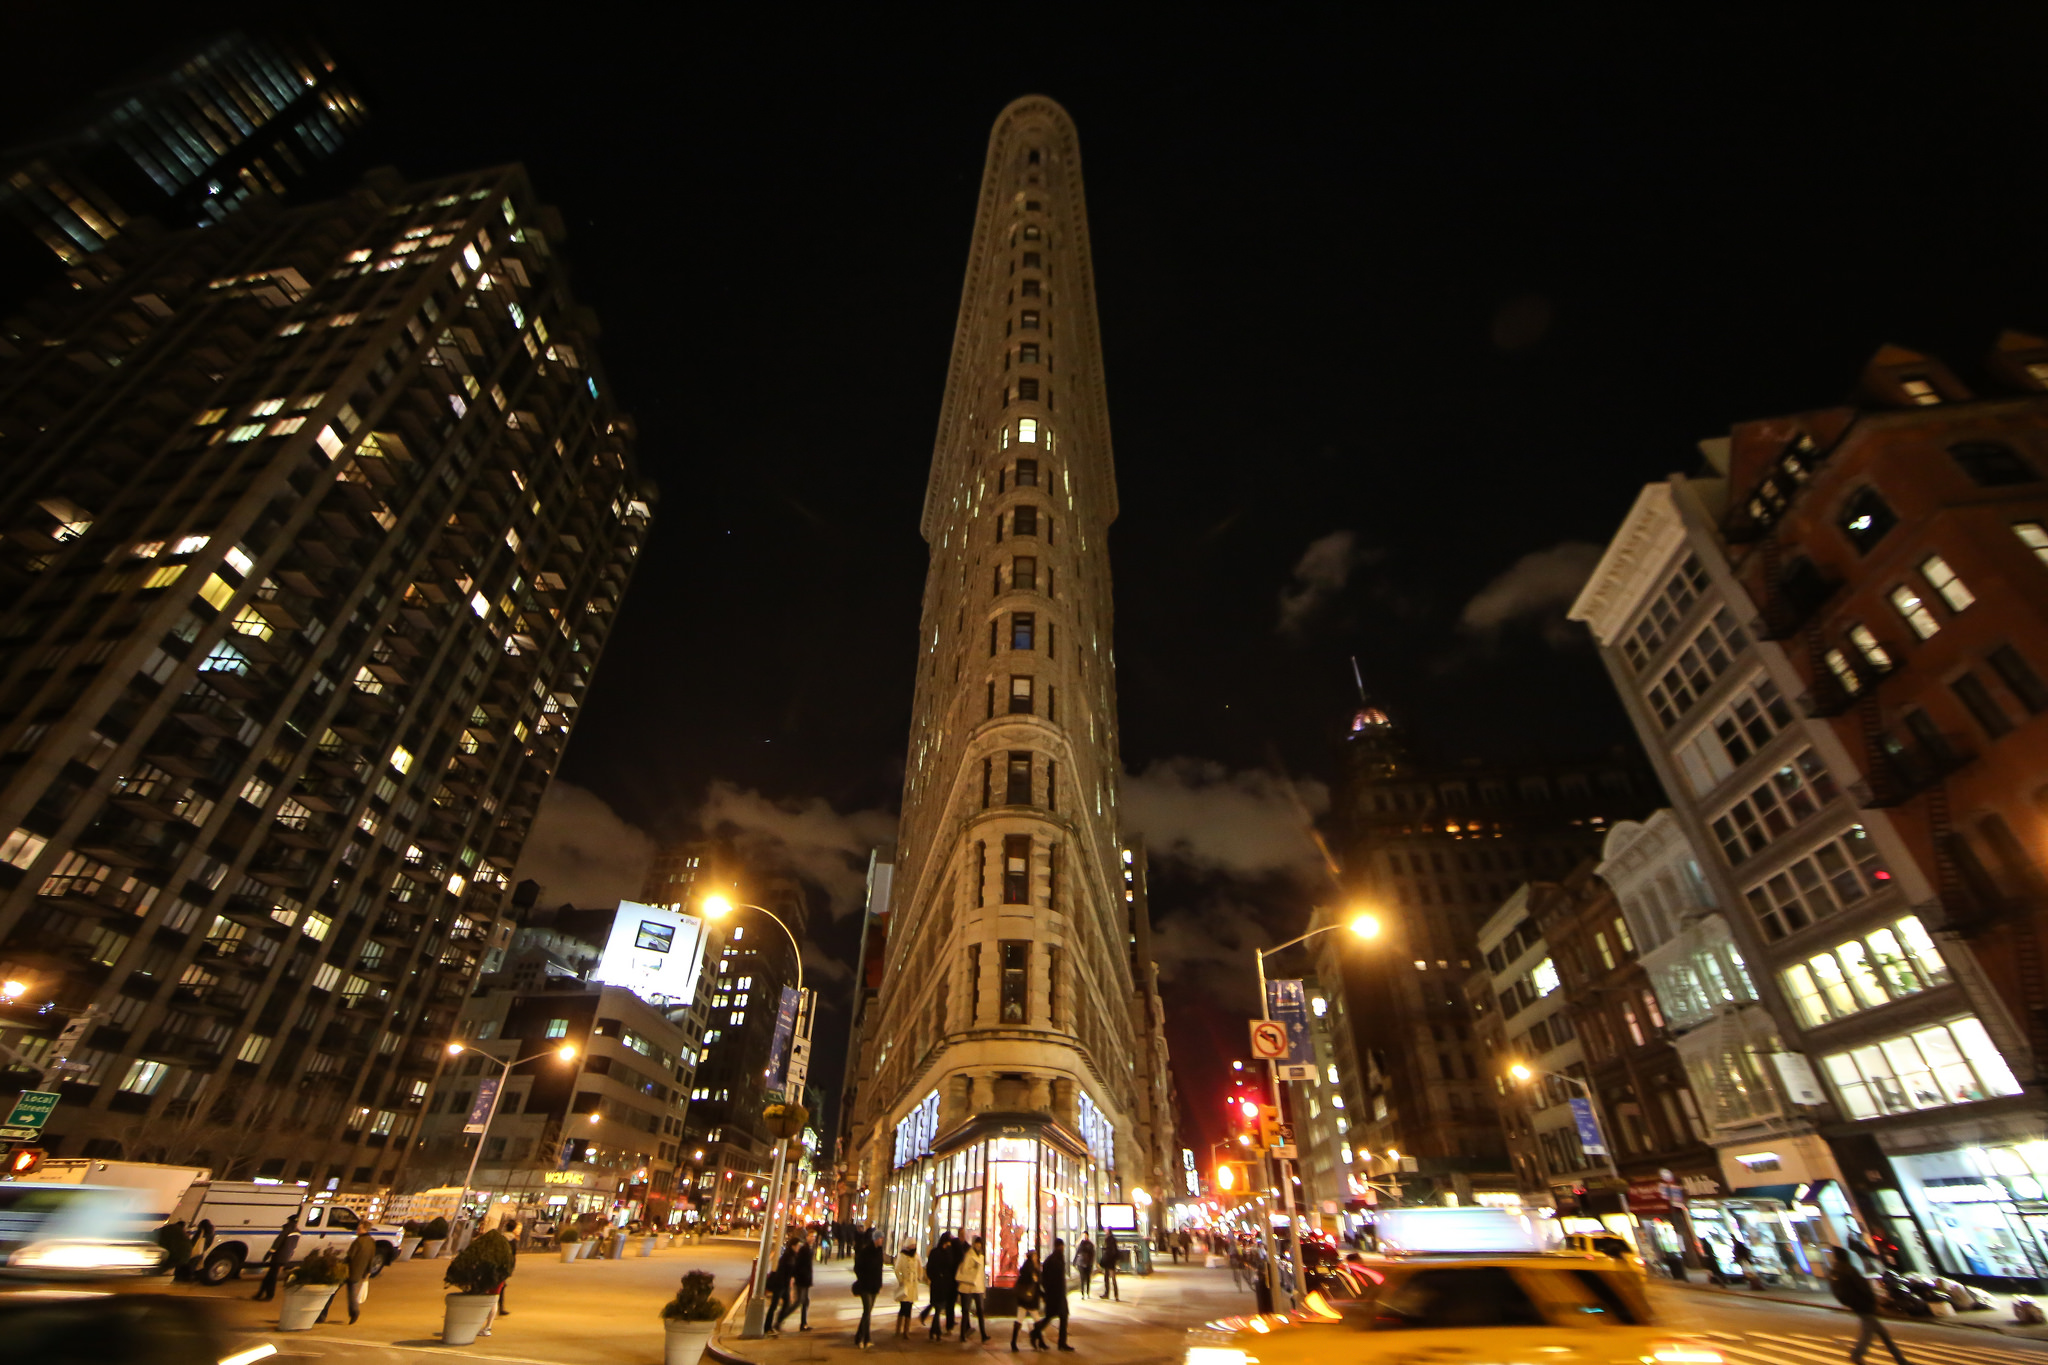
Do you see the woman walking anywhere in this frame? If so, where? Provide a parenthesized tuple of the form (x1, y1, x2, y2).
(958, 1236, 989, 1342)
(1011, 1248, 1042, 1351)
(852, 1230, 885, 1349)
(894, 1241, 921, 1337)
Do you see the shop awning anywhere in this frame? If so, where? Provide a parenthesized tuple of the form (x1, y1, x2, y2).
(1721, 1183, 1801, 1205)
(930, 1110, 1089, 1161)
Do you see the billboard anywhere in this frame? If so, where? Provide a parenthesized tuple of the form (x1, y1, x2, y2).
(591, 900, 707, 1007)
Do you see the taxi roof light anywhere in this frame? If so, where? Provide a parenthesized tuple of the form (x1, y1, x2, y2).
(1648, 1345, 1726, 1365)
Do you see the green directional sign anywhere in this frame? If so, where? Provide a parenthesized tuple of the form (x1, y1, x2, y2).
(3, 1090, 59, 1131)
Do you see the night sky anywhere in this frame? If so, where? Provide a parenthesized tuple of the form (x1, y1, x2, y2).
(10, 8, 2048, 1159)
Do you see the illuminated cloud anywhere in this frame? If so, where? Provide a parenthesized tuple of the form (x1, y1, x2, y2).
(1123, 758, 1328, 879)
(1276, 529, 1369, 638)
(697, 781, 898, 920)
(513, 781, 657, 908)
(1459, 540, 1604, 645)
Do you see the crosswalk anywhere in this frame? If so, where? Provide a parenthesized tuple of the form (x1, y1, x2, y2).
(1697, 1327, 2048, 1365)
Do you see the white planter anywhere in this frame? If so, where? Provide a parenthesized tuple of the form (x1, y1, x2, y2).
(561, 1244, 582, 1263)
(577, 1240, 593, 1260)
(640, 1236, 658, 1257)
(443, 1293, 499, 1346)
(665, 1321, 716, 1365)
(401, 1237, 424, 1261)
(277, 1283, 339, 1332)
(422, 1238, 448, 1258)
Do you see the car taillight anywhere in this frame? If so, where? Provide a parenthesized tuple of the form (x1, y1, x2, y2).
(1647, 1344, 1725, 1364)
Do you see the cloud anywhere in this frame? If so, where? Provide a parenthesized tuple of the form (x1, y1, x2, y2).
(1149, 899, 1280, 1015)
(697, 781, 897, 920)
(1122, 759, 1329, 879)
(512, 782, 657, 908)
(1276, 530, 1369, 638)
(1459, 541, 1604, 646)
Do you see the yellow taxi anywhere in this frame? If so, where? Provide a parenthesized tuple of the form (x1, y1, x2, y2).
(1185, 1254, 1723, 1365)
(1560, 1232, 1648, 1277)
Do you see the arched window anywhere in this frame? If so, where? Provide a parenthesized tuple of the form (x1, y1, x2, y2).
(1018, 418, 1038, 443)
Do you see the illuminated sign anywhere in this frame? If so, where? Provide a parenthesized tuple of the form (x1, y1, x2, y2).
(544, 1171, 587, 1186)
(592, 901, 707, 1007)
(1098, 1202, 1137, 1232)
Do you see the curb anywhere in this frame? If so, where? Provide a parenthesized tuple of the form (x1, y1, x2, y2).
(708, 1289, 758, 1365)
(1666, 1280, 2045, 1339)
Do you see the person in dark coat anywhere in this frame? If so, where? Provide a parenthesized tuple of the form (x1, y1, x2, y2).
(1011, 1249, 1043, 1351)
(496, 1221, 517, 1315)
(1074, 1236, 1096, 1299)
(775, 1231, 816, 1332)
(928, 1232, 963, 1337)
(920, 1233, 954, 1327)
(1731, 1237, 1764, 1290)
(1032, 1238, 1072, 1350)
(1100, 1230, 1122, 1301)
(852, 1230, 886, 1349)
(1830, 1246, 1908, 1364)
(251, 1216, 298, 1301)
(765, 1234, 797, 1337)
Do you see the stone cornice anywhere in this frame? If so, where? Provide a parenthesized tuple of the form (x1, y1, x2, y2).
(1567, 480, 1686, 646)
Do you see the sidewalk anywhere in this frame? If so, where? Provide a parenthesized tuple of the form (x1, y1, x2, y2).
(1665, 1275, 2048, 1341)
(711, 1259, 1255, 1365)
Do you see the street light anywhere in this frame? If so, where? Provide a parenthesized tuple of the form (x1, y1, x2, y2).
(1507, 1062, 1623, 1186)
(447, 1041, 577, 1234)
(1, 979, 26, 1002)
(1253, 906, 1380, 1309)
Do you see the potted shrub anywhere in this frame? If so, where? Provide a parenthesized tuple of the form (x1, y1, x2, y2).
(558, 1228, 583, 1264)
(442, 1230, 514, 1345)
(278, 1248, 346, 1331)
(640, 1227, 658, 1257)
(420, 1215, 451, 1259)
(660, 1270, 725, 1365)
(400, 1220, 426, 1261)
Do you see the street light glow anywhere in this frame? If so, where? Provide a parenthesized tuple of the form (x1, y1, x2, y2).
(1509, 1063, 1533, 1081)
(0, 979, 26, 1002)
(447, 1042, 464, 1056)
(702, 895, 734, 918)
(557, 1044, 578, 1063)
(1348, 912, 1380, 939)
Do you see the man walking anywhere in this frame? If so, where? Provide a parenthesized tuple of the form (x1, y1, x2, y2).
(1074, 1236, 1096, 1300)
(918, 1233, 950, 1326)
(1830, 1246, 1907, 1365)
(926, 1232, 961, 1338)
(331, 1226, 378, 1324)
(775, 1229, 815, 1332)
(1100, 1230, 1122, 1301)
(250, 1216, 298, 1301)
(1031, 1237, 1072, 1351)
(852, 1230, 885, 1349)
(496, 1221, 518, 1317)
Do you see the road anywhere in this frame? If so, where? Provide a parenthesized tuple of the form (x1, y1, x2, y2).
(140, 1247, 2048, 1365)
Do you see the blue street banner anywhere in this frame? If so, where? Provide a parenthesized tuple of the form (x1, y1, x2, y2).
(764, 985, 799, 1095)
(464, 1077, 499, 1135)
(1568, 1095, 1608, 1157)
(1266, 979, 1315, 1070)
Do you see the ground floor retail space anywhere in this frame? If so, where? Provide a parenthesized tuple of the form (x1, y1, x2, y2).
(1881, 1140, 2048, 1288)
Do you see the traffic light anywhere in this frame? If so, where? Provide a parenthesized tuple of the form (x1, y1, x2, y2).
(7, 1147, 44, 1176)
(1257, 1104, 1283, 1149)
(1215, 1160, 1252, 1194)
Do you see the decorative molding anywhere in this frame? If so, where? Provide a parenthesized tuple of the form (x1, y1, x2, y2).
(1567, 480, 1687, 645)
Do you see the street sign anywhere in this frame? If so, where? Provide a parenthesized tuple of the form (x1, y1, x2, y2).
(1272, 1144, 1298, 1160)
(3, 1090, 58, 1133)
(1249, 1020, 1287, 1059)
(1275, 1064, 1316, 1081)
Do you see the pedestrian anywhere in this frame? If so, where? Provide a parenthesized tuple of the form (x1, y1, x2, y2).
(895, 1240, 921, 1338)
(1731, 1237, 1764, 1291)
(775, 1230, 815, 1332)
(1012, 1248, 1042, 1351)
(853, 1229, 885, 1349)
(333, 1226, 378, 1324)
(1100, 1230, 1121, 1301)
(927, 1232, 961, 1338)
(186, 1219, 216, 1280)
(920, 1232, 953, 1326)
(497, 1221, 518, 1317)
(958, 1236, 989, 1342)
(1075, 1236, 1096, 1300)
(251, 1215, 298, 1301)
(765, 1235, 796, 1337)
(1830, 1246, 1908, 1365)
(1032, 1237, 1072, 1351)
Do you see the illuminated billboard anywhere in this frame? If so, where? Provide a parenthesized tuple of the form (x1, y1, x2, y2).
(592, 900, 707, 1006)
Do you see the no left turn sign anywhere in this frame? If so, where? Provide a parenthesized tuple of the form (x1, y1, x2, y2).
(1248, 1019, 1288, 1059)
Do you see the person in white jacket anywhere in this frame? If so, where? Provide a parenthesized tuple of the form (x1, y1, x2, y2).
(894, 1243, 922, 1338)
(957, 1237, 989, 1343)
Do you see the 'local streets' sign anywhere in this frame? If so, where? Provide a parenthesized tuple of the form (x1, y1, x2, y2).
(1, 1089, 59, 1142)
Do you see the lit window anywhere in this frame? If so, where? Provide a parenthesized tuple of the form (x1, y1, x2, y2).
(1920, 554, 1974, 613)
(2014, 521, 2048, 568)
(1020, 310, 1040, 330)
(1889, 585, 1941, 640)
(224, 546, 254, 576)
(1838, 487, 1896, 552)
(1018, 418, 1038, 443)
(119, 1059, 169, 1095)
(1849, 624, 1894, 672)
(1824, 648, 1862, 696)
(227, 424, 266, 442)
(546, 1018, 569, 1039)
(1899, 376, 1942, 406)
(251, 398, 285, 417)
(390, 746, 414, 774)
(198, 574, 235, 611)
(1822, 1016, 2020, 1119)
(471, 592, 490, 618)
(173, 535, 208, 555)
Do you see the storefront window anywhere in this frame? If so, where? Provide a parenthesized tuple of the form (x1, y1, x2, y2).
(1780, 916, 1952, 1027)
(1822, 1016, 2022, 1118)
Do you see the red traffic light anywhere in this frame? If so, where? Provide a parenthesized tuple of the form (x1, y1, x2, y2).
(1238, 1099, 1257, 1120)
(7, 1147, 44, 1176)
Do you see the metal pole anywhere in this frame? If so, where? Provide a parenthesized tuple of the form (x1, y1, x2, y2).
(1257, 946, 1308, 1310)
(455, 1054, 511, 1240)
(1252, 948, 1287, 1311)
(737, 920, 806, 1340)
(1567, 1074, 1624, 1188)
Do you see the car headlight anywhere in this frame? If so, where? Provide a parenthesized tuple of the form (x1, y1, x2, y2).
(8, 1240, 169, 1272)
(1187, 1350, 1257, 1365)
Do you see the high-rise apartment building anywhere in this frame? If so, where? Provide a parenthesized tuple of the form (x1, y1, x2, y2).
(1570, 343, 2048, 1284)
(843, 97, 1165, 1281)
(1310, 709, 1650, 1208)
(1, 32, 364, 294)
(0, 163, 654, 1193)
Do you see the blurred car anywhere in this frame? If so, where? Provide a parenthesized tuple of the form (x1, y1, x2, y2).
(1186, 1255, 1724, 1365)
(0, 1183, 167, 1279)
(0, 1286, 272, 1365)
(1562, 1231, 1648, 1277)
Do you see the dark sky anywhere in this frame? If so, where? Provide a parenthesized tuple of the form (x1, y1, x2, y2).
(12, 7, 2048, 1157)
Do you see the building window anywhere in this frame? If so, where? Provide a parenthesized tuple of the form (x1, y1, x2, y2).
(1988, 645, 2048, 714)
(2014, 521, 2048, 567)
(1644, 607, 1750, 728)
(1022, 225, 1040, 240)
(1674, 673, 1793, 794)
(969, 944, 982, 1023)
(1950, 441, 2037, 486)
(1046, 759, 1057, 812)
(1017, 378, 1039, 401)
(1848, 624, 1894, 673)
(119, 1059, 169, 1095)
(1620, 554, 1710, 673)
(1890, 584, 1941, 639)
(1006, 752, 1033, 805)
(1020, 279, 1041, 298)
(975, 840, 987, 905)
(1012, 505, 1038, 537)
(1709, 749, 1839, 866)
(1002, 837, 1030, 904)
(1010, 676, 1034, 715)
(1899, 376, 1942, 406)
(989, 619, 998, 656)
(1781, 914, 1951, 1028)
(1022, 250, 1041, 267)
(1000, 940, 1029, 1021)
(1019, 344, 1040, 366)
(1821, 1015, 2022, 1119)
(1824, 648, 1862, 696)
(1012, 556, 1037, 591)
(1743, 823, 1892, 941)
(1952, 671, 2013, 738)
(1018, 418, 1039, 444)
(981, 757, 992, 809)
(1020, 310, 1040, 330)
(1048, 946, 1062, 1027)
(1921, 554, 1975, 613)
(1839, 487, 1897, 553)
(985, 680, 995, 719)
(1011, 612, 1035, 649)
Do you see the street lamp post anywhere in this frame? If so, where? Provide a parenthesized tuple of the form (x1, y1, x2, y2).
(1509, 1063, 1625, 1188)
(446, 1041, 577, 1241)
(1253, 909, 1378, 1311)
(701, 896, 808, 1340)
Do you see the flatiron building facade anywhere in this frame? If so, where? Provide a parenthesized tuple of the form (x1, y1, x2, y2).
(0, 163, 653, 1192)
(845, 97, 1159, 1278)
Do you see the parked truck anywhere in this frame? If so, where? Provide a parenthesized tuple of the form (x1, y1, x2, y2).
(7, 1159, 403, 1283)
